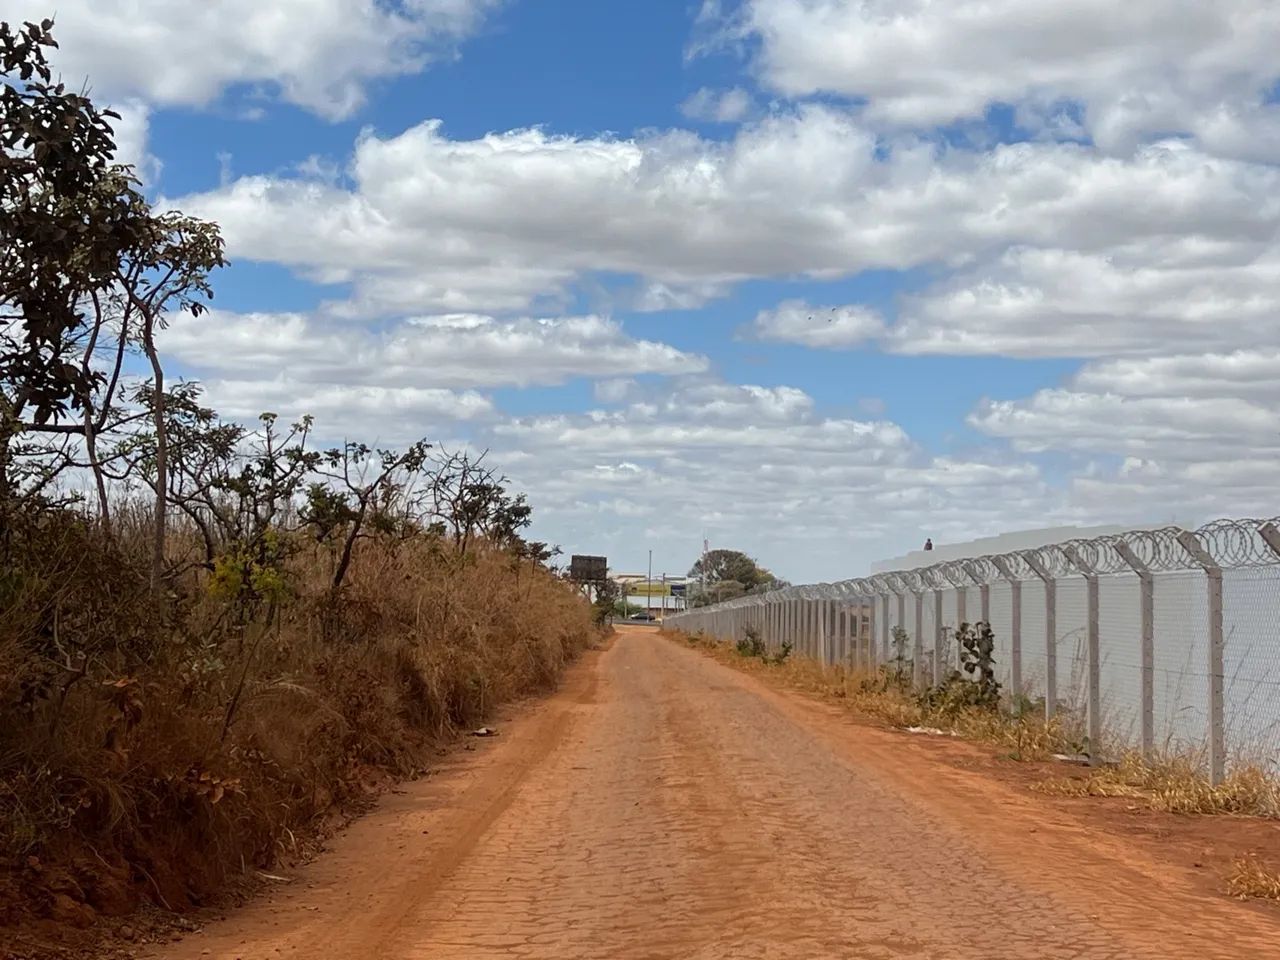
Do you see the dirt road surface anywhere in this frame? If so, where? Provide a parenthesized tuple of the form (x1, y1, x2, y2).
(147, 628, 1280, 959)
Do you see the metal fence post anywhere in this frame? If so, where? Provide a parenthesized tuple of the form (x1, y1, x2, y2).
(882, 591, 892, 664)
(848, 600, 858, 665)
(1113, 541, 1154, 760)
(933, 584, 945, 687)
(1177, 530, 1225, 786)
(831, 601, 840, 664)
(911, 579, 925, 690)
(829, 598, 838, 665)
(809, 598, 818, 660)
(866, 593, 878, 672)
(798, 599, 808, 660)
(1062, 546, 1101, 760)
(821, 598, 831, 665)
(990, 556, 1023, 704)
(819, 599, 829, 665)
(796, 598, 804, 656)
(857, 598, 866, 670)
(894, 584, 906, 670)
(839, 601, 850, 664)
(1022, 552, 1057, 721)
(848, 600, 857, 664)
(965, 561, 991, 624)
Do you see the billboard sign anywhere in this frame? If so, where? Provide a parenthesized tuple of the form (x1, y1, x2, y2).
(569, 555, 608, 581)
(626, 582, 671, 597)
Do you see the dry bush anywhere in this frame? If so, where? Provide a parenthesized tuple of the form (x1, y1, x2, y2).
(1036, 754, 1280, 817)
(0, 517, 595, 926)
(1228, 856, 1280, 900)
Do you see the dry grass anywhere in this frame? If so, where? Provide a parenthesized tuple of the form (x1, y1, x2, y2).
(1036, 754, 1280, 817)
(0, 514, 596, 925)
(1227, 856, 1280, 900)
(673, 629, 1077, 762)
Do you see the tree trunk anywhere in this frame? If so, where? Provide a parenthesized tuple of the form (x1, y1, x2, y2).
(82, 290, 114, 537)
(143, 319, 166, 592)
(0, 417, 13, 561)
(83, 401, 112, 537)
(332, 499, 368, 591)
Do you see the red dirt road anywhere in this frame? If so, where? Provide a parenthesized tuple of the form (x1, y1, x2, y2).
(147, 628, 1280, 959)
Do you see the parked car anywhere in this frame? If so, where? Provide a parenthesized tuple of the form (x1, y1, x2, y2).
(628, 612, 656, 621)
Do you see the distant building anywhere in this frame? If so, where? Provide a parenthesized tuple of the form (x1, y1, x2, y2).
(613, 572, 690, 615)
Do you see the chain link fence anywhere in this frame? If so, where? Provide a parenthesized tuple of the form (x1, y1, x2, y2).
(663, 518, 1280, 784)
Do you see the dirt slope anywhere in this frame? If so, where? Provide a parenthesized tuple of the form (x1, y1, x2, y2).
(141, 627, 1280, 960)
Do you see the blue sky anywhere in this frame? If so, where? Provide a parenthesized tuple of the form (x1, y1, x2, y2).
(23, 0, 1280, 581)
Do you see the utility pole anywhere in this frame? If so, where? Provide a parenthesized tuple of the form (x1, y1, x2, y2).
(647, 549, 653, 620)
(701, 537, 708, 603)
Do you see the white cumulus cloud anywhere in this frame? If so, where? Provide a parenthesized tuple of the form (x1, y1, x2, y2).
(730, 0, 1280, 156)
(744, 300, 884, 348)
(680, 87, 754, 123)
(12, 0, 501, 119)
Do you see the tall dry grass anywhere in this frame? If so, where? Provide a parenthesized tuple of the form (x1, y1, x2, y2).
(0, 510, 596, 925)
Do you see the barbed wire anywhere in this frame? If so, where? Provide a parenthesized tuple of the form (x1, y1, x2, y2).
(670, 517, 1280, 616)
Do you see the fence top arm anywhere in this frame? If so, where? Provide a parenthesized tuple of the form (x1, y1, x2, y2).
(1020, 550, 1054, 583)
(917, 567, 947, 591)
(883, 573, 910, 595)
(1059, 543, 1097, 578)
(989, 555, 1019, 582)
(959, 559, 986, 585)
(1113, 540, 1151, 577)
(1177, 530, 1222, 575)
(1260, 523, 1280, 560)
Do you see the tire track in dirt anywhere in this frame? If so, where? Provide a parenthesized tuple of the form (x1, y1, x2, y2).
(147, 629, 1280, 959)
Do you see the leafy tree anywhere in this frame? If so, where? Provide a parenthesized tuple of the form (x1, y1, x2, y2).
(590, 578, 620, 625)
(0, 17, 225, 575)
(120, 207, 225, 586)
(1, 20, 133, 430)
(424, 449, 534, 557)
(687, 549, 787, 606)
(0, 18, 138, 523)
(309, 439, 432, 590)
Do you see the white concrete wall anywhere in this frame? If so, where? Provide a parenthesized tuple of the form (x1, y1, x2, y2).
(871, 524, 1164, 574)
